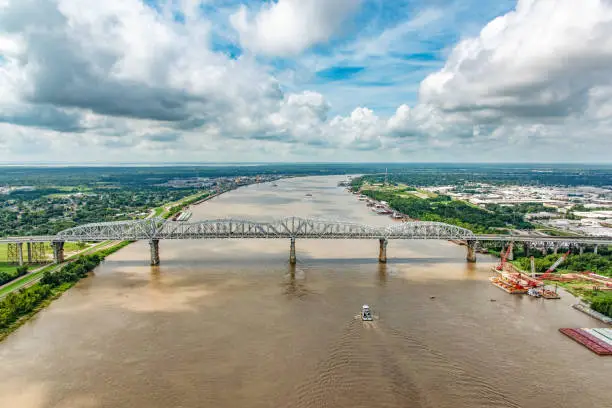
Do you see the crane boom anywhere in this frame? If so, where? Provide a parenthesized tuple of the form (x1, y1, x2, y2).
(539, 250, 571, 280)
(496, 243, 514, 271)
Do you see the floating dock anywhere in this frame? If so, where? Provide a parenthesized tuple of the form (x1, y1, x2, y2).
(559, 328, 612, 355)
(489, 276, 528, 294)
(538, 288, 561, 299)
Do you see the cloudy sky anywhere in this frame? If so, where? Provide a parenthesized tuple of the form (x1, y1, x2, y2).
(1, 0, 611, 163)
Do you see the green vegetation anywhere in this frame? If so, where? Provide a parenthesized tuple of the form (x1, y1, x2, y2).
(0, 187, 201, 236)
(511, 247, 612, 318)
(591, 293, 612, 318)
(164, 191, 211, 219)
(554, 281, 612, 318)
(513, 250, 612, 278)
(348, 165, 612, 187)
(0, 241, 121, 298)
(0, 241, 130, 341)
(0, 266, 28, 286)
(356, 186, 532, 233)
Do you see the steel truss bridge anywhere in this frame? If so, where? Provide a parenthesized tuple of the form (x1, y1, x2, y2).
(2, 217, 611, 265)
(53, 217, 478, 241)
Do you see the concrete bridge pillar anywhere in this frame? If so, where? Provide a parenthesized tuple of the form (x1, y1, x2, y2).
(523, 243, 530, 258)
(17, 242, 24, 266)
(27, 242, 32, 264)
(52, 241, 65, 264)
(466, 240, 477, 263)
(149, 239, 160, 266)
(594, 245, 598, 255)
(579, 245, 584, 255)
(289, 238, 296, 265)
(553, 244, 558, 255)
(378, 238, 388, 263)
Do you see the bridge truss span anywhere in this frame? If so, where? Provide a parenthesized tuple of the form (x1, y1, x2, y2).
(54, 217, 476, 241)
(55, 218, 166, 241)
(11, 217, 609, 266)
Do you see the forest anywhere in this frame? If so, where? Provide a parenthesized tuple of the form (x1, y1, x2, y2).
(358, 189, 532, 233)
(0, 255, 102, 333)
(2, 164, 611, 237)
(514, 252, 612, 277)
(351, 165, 612, 187)
(0, 243, 129, 336)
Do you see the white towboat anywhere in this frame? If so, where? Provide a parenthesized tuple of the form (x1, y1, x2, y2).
(361, 305, 373, 321)
(527, 288, 541, 298)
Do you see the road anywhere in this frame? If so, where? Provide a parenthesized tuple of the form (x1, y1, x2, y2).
(0, 240, 122, 299)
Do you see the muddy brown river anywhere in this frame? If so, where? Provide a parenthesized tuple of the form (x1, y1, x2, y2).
(1, 176, 611, 408)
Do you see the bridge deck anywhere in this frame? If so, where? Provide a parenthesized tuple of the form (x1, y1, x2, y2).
(0, 218, 610, 245)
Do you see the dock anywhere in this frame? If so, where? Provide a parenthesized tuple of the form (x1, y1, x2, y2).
(172, 211, 192, 222)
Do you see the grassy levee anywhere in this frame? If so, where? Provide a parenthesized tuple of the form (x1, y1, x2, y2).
(162, 190, 212, 219)
(0, 241, 131, 342)
(0, 241, 111, 297)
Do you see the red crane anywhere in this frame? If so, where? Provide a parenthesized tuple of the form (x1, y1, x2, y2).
(539, 250, 571, 281)
(496, 243, 514, 272)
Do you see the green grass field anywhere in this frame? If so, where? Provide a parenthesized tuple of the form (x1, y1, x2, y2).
(0, 242, 88, 262)
(0, 262, 19, 274)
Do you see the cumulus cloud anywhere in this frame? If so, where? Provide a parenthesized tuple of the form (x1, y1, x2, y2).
(0, 0, 280, 126)
(230, 0, 361, 56)
(1, 0, 612, 162)
(420, 0, 612, 122)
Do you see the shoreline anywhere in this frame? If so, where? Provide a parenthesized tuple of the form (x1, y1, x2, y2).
(0, 181, 261, 342)
(0, 241, 131, 342)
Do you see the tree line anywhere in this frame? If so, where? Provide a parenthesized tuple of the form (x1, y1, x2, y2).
(358, 189, 532, 233)
(0, 266, 28, 286)
(0, 243, 130, 336)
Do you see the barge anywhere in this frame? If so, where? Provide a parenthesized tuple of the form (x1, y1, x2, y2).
(489, 276, 528, 294)
(172, 211, 192, 222)
(559, 328, 612, 356)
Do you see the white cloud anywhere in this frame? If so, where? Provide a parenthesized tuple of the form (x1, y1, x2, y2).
(420, 0, 612, 122)
(0, 0, 612, 163)
(230, 0, 361, 57)
(328, 107, 384, 150)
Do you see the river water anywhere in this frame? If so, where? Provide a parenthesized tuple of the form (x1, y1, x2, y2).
(1, 176, 610, 408)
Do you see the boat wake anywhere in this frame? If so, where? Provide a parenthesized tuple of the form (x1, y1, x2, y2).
(281, 319, 521, 408)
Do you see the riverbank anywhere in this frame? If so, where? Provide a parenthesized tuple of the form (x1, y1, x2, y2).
(157, 179, 276, 220)
(0, 181, 257, 342)
(2, 174, 611, 408)
(0, 241, 118, 298)
(0, 241, 131, 342)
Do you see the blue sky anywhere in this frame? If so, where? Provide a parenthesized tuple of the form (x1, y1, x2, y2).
(216, 0, 517, 115)
(0, 0, 611, 163)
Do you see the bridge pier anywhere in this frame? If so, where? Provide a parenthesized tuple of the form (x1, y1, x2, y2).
(52, 241, 65, 264)
(17, 242, 24, 266)
(27, 242, 32, 264)
(553, 244, 558, 255)
(149, 239, 160, 266)
(523, 243, 530, 258)
(378, 238, 388, 263)
(466, 240, 477, 263)
(594, 245, 598, 255)
(289, 238, 296, 265)
(579, 245, 584, 255)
